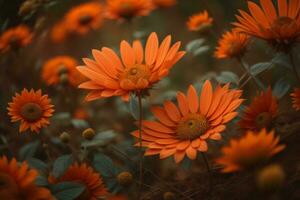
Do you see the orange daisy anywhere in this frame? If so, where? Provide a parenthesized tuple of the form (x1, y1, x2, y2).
(216, 129, 285, 173)
(215, 30, 250, 59)
(7, 89, 54, 133)
(132, 80, 243, 163)
(77, 32, 185, 101)
(238, 88, 278, 131)
(50, 22, 68, 43)
(233, 0, 300, 51)
(41, 56, 84, 87)
(186, 10, 213, 32)
(0, 156, 53, 200)
(152, 0, 176, 8)
(64, 2, 103, 35)
(49, 163, 108, 200)
(105, 0, 154, 20)
(0, 25, 33, 53)
(290, 88, 300, 110)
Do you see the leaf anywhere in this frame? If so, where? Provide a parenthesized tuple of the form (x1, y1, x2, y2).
(51, 182, 85, 200)
(28, 158, 48, 174)
(186, 39, 205, 53)
(129, 95, 139, 120)
(193, 46, 210, 56)
(81, 130, 117, 148)
(93, 153, 116, 178)
(273, 79, 291, 99)
(19, 141, 40, 161)
(35, 176, 49, 187)
(179, 157, 192, 170)
(52, 155, 73, 178)
(71, 119, 89, 129)
(272, 53, 291, 69)
(52, 112, 71, 126)
(216, 71, 239, 85)
(250, 62, 273, 76)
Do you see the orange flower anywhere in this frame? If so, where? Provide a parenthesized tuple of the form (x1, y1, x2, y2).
(0, 25, 33, 53)
(290, 88, 300, 110)
(64, 2, 103, 35)
(7, 89, 54, 133)
(50, 163, 108, 200)
(50, 22, 68, 43)
(186, 11, 213, 32)
(216, 129, 285, 173)
(132, 80, 243, 163)
(215, 30, 250, 59)
(233, 0, 300, 51)
(238, 88, 278, 131)
(42, 56, 84, 87)
(73, 108, 89, 120)
(152, 0, 176, 8)
(77, 32, 185, 101)
(105, 0, 154, 20)
(0, 156, 53, 200)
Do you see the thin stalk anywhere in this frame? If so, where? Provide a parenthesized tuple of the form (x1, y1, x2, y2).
(201, 153, 211, 173)
(288, 52, 300, 83)
(237, 57, 265, 90)
(137, 92, 143, 200)
(201, 153, 212, 198)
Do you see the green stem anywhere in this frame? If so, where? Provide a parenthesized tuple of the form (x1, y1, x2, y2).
(137, 92, 143, 199)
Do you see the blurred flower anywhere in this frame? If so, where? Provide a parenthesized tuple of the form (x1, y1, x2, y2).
(49, 163, 108, 200)
(132, 80, 243, 163)
(59, 131, 71, 143)
(238, 88, 277, 131)
(234, 0, 300, 51)
(152, 0, 176, 8)
(107, 195, 128, 200)
(77, 32, 185, 101)
(215, 30, 250, 59)
(82, 128, 96, 140)
(50, 22, 68, 43)
(73, 107, 89, 119)
(186, 11, 213, 32)
(216, 129, 285, 173)
(256, 164, 285, 192)
(0, 25, 33, 53)
(7, 89, 54, 133)
(41, 56, 84, 87)
(0, 156, 53, 200)
(105, 0, 154, 20)
(290, 88, 300, 110)
(117, 171, 133, 186)
(64, 2, 103, 35)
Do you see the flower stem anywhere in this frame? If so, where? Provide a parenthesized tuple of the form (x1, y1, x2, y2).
(137, 92, 143, 199)
(288, 52, 300, 84)
(201, 152, 211, 173)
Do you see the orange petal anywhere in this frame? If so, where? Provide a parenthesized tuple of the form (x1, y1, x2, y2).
(120, 40, 136, 68)
(164, 100, 181, 122)
(187, 85, 198, 113)
(200, 80, 213, 116)
(145, 32, 159, 66)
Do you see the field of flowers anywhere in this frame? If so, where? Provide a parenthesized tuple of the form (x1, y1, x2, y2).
(0, 0, 300, 199)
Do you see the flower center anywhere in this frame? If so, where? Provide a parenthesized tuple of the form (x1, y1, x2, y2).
(177, 113, 209, 140)
(57, 64, 68, 75)
(255, 112, 272, 130)
(9, 36, 21, 49)
(272, 17, 297, 29)
(120, 64, 151, 85)
(120, 2, 135, 18)
(79, 15, 93, 25)
(20, 103, 43, 122)
(0, 173, 19, 197)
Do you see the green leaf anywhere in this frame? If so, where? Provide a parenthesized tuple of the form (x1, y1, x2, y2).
(93, 153, 116, 178)
(250, 62, 273, 76)
(28, 158, 48, 174)
(19, 141, 40, 161)
(51, 182, 85, 200)
(129, 95, 139, 120)
(273, 79, 291, 99)
(35, 176, 49, 187)
(193, 46, 210, 56)
(272, 53, 291, 69)
(186, 39, 205, 53)
(71, 119, 89, 129)
(216, 71, 239, 85)
(52, 155, 73, 178)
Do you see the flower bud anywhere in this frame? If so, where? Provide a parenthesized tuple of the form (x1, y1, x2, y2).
(256, 164, 285, 192)
(117, 171, 133, 186)
(59, 132, 70, 143)
(82, 128, 95, 140)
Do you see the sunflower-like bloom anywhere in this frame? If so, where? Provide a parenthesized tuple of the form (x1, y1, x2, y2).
(50, 22, 68, 43)
(77, 32, 185, 101)
(238, 88, 278, 131)
(186, 10, 213, 32)
(215, 30, 250, 59)
(0, 25, 33, 53)
(290, 88, 300, 110)
(152, 0, 176, 8)
(0, 156, 53, 200)
(7, 89, 54, 133)
(50, 163, 108, 200)
(132, 80, 243, 163)
(105, 0, 154, 20)
(216, 129, 285, 173)
(42, 56, 84, 87)
(233, 0, 300, 51)
(64, 2, 103, 35)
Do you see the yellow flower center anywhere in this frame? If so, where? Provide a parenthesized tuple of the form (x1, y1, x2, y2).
(20, 103, 43, 122)
(255, 112, 272, 130)
(120, 64, 151, 85)
(177, 113, 209, 140)
(79, 14, 93, 25)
